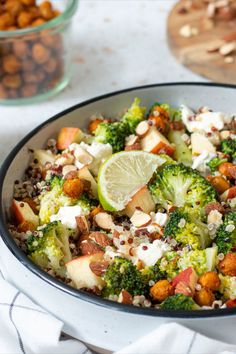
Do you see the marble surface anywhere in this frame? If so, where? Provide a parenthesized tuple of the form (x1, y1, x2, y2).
(0, 0, 204, 164)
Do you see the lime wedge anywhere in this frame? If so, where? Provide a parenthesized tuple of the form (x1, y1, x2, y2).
(98, 151, 165, 211)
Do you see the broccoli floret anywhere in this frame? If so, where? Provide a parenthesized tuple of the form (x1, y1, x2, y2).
(215, 212, 236, 254)
(219, 274, 236, 301)
(94, 121, 129, 153)
(207, 157, 227, 172)
(122, 98, 146, 133)
(39, 182, 75, 224)
(221, 139, 236, 161)
(160, 294, 199, 310)
(159, 251, 180, 279)
(27, 221, 72, 274)
(140, 261, 165, 284)
(178, 249, 208, 275)
(149, 163, 217, 210)
(164, 209, 211, 250)
(49, 175, 64, 188)
(102, 257, 148, 297)
(77, 193, 98, 213)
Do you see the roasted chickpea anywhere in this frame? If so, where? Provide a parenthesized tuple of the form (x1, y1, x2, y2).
(17, 11, 33, 28)
(2, 54, 21, 74)
(210, 176, 230, 194)
(63, 178, 85, 199)
(2, 74, 21, 89)
(41, 33, 55, 47)
(218, 162, 234, 178)
(31, 17, 45, 27)
(219, 253, 236, 277)
(12, 41, 29, 58)
(8, 88, 18, 98)
(198, 272, 221, 292)
(32, 43, 50, 64)
(194, 288, 215, 307)
(39, 1, 54, 20)
(21, 59, 36, 72)
(150, 279, 174, 302)
(0, 12, 14, 30)
(88, 118, 105, 134)
(44, 57, 58, 73)
(5, 0, 23, 17)
(21, 83, 37, 97)
(19, 0, 35, 6)
(28, 6, 40, 19)
(0, 83, 8, 99)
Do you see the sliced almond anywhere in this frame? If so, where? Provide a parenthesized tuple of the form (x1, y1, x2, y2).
(125, 142, 142, 151)
(220, 130, 231, 140)
(94, 212, 115, 230)
(62, 164, 77, 177)
(76, 216, 90, 235)
(219, 42, 236, 56)
(215, 0, 229, 8)
(135, 121, 150, 137)
(224, 56, 234, 63)
(130, 209, 152, 228)
(74, 147, 93, 166)
(207, 2, 216, 18)
(125, 134, 139, 146)
(223, 31, 236, 42)
(118, 290, 133, 305)
(55, 153, 74, 166)
(206, 40, 225, 53)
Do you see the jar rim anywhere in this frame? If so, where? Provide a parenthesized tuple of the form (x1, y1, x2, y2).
(0, 0, 78, 38)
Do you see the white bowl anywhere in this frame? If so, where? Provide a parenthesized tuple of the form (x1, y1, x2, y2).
(1, 83, 236, 352)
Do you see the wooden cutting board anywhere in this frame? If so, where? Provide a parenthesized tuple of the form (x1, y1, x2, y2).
(167, 0, 236, 84)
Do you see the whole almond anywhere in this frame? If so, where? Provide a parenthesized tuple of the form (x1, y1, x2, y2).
(219, 42, 236, 56)
(125, 142, 142, 151)
(89, 261, 109, 276)
(89, 231, 113, 247)
(80, 240, 103, 255)
(118, 290, 133, 304)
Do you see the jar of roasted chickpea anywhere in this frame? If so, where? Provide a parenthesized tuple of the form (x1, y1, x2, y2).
(0, 0, 78, 104)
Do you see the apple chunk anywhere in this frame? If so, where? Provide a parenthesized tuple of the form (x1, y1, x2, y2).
(57, 127, 84, 150)
(124, 186, 155, 218)
(34, 149, 55, 166)
(12, 199, 39, 228)
(172, 267, 198, 297)
(191, 132, 216, 155)
(141, 126, 175, 156)
(66, 253, 105, 289)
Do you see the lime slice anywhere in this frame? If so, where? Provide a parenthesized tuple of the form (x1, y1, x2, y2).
(98, 151, 165, 211)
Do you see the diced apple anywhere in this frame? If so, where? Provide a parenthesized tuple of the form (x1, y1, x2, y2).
(141, 126, 175, 156)
(191, 132, 216, 155)
(172, 267, 198, 296)
(12, 199, 39, 228)
(34, 149, 55, 166)
(57, 127, 84, 150)
(66, 253, 105, 289)
(225, 299, 236, 308)
(78, 166, 98, 198)
(124, 186, 155, 218)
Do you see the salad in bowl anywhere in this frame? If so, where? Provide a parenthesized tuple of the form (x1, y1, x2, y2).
(9, 98, 236, 311)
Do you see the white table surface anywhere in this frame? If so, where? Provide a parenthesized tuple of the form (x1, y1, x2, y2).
(0, 0, 203, 165)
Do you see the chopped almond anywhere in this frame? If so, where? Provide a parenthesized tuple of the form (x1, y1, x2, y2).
(94, 212, 115, 230)
(74, 146, 93, 166)
(135, 121, 150, 137)
(62, 164, 77, 178)
(89, 231, 112, 247)
(76, 216, 90, 235)
(118, 290, 133, 304)
(89, 260, 109, 276)
(130, 209, 151, 228)
(79, 240, 103, 255)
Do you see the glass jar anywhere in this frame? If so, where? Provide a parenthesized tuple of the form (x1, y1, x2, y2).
(0, 0, 78, 105)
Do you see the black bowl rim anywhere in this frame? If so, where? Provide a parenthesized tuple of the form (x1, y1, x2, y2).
(1, 81, 236, 319)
